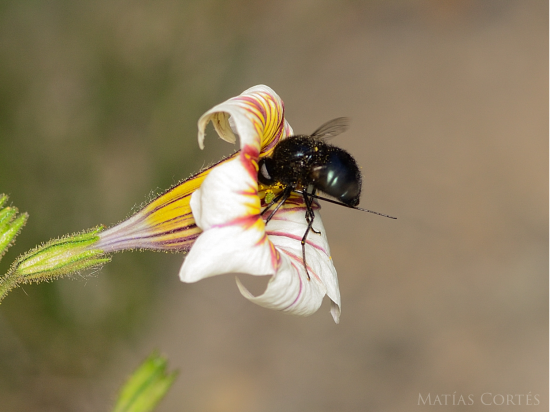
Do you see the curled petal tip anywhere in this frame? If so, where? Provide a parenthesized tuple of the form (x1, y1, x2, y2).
(330, 301, 341, 324)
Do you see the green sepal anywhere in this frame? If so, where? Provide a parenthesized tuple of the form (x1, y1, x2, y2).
(0, 194, 28, 260)
(12, 226, 110, 280)
(112, 351, 178, 412)
(0, 226, 111, 303)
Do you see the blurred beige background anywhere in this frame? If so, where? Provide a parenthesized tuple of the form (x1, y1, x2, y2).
(0, 1, 547, 411)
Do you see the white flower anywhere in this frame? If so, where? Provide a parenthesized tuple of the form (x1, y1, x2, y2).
(179, 85, 341, 323)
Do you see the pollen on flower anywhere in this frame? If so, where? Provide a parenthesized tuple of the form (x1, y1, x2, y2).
(264, 190, 275, 204)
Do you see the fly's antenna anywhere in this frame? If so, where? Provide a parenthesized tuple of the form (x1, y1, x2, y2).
(293, 190, 397, 219)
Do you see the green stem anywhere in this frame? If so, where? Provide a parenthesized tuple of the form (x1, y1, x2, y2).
(0, 274, 19, 303)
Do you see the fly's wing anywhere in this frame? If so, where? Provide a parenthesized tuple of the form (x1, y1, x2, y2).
(310, 117, 350, 140)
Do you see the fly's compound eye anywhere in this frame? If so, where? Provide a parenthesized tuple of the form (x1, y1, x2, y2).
(258, 158, 275, 185)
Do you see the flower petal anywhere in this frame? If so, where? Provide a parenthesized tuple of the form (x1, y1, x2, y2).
(179, 149, 279, 281)
(197, 85, 293, 155)
(189, 149, 260, 229)
(238, 201, 341, 322)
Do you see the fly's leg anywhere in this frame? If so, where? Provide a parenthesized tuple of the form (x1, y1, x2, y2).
(301, 190, 318, 281)
(261, 191, 286, 216)
(261, 187, 292, 224)
(304, 188, 321, 235)
(263, 187, 315, 281)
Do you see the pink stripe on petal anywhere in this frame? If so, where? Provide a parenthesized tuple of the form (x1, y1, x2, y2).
(266, 231, 328, 255)
(240, 145, 260, 180)
(236, 182, 258, 197)
(282, 259, 304, 311)
(215, 214, 262, 231)
(278, 246, 321, 282)
(270, 242, 281, 269)
(239, 96, 267, 119)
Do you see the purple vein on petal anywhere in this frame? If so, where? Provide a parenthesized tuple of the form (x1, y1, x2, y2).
(266, 231, 328, 255)
(282, 258, 304, 311)
(278, 245, 322, 283)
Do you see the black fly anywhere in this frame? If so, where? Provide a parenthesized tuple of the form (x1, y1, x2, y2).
(258, 118, 396, 280)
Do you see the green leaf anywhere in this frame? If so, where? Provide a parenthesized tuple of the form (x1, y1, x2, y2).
(112, 351, 178, 412)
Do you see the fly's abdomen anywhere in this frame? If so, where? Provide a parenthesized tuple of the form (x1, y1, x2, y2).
(310, 148, 362, 206)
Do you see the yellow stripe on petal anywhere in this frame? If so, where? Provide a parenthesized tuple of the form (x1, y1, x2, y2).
(233, 90, 287, 155)
(198, 86, 292, 159)
(97, 155, 235, 253)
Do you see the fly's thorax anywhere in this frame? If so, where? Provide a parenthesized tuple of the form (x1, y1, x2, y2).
(258, 150, 305, 187)
(267, 135, 320, 186)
